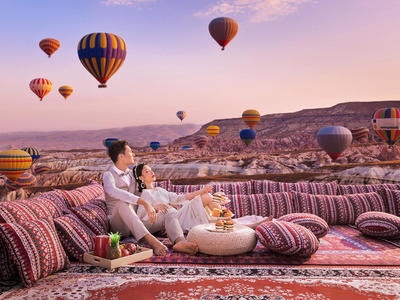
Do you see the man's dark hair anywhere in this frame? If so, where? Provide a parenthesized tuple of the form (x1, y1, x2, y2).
(108, 140, 128, 163)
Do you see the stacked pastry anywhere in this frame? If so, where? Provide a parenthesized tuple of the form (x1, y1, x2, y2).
(215, 219, 235, 231)
(212, 192, 229, 204)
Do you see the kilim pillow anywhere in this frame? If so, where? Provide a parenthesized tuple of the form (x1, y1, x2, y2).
(54, 213, 95, 261)
(214, 182, 253, 195)
(255, 220, 319, 257)
(338, 183, 400, 195)
(71, 200, 109, 235)
(0, 218, 70, 287)
(0, 201, 52, 224)
(378, 188, 400, 216)
(278, 213, 329, 239)
(60, 180, 105, 208)
(355, 211, 400, 239)
(345, 192, 385, 219)
(170, 184, 205, 194)
(252, 180, 337, 195)
(37, 189, 70, 213)
(153, 180, 172, 191)
(0, 237, 18, 281)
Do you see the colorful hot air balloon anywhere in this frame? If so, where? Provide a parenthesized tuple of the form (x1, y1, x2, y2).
(181, 145, 193, 150)
(242, 109, 260, 129)
(58, 86, 73, 99)
(209, 17, 238, 50)
(193, 136, 208, 148)
(317, 126, 352, 161)
(176, 111, 187, 122)
(5, 173, 37, 190)
(77, 33, 127, 88)
(103, 138, 119, 148)
(39, 38, 60, 58)
(21, 147, 40, 165)
(34, 165, 51, 175)
(29, 78, 52, 101)
(351, 127, 369, 141)
(150, 141, 160, 151)
(372, 108, 400, 146)
(240, 129, 256, 146)
(0, 149, 32, 181)
(206, 125, 220, 137)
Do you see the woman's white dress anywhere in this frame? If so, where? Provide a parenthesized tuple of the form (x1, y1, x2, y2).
(138, 187, 209, 232)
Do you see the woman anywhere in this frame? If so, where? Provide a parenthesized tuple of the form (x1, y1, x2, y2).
(133, 163, 221, 254)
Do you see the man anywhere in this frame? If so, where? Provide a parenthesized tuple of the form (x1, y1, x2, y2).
(103, 140, 168, 256)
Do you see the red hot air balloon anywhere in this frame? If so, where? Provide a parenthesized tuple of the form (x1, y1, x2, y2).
(209, 17, 238, 50)
(30, 78, 52, 101)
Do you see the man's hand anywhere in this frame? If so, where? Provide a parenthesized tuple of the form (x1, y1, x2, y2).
(153, 203, 169, 214)
(144, 202, 157, 224)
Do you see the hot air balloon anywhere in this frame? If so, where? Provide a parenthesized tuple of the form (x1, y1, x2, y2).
(242, 109, 260, 129)
(209, 17, 238, 50)
(0, 149, 32, 181)
(21, 147, 40, 165)
(317, 126, 352, 160)
(176, 111, 187, 122)
(150, 141, 160, 151)
(58, 86, 73, 99)
(206, 125, 220, 137)
(39, 38, 60, 58)
(240, 129, 256, 146)
(351, 127, 369, 142)
(5, 173, 37, 190)
(30, 78, 52, 101)
(181, 145, 193, 150)
(103, 138, 119, 148)
(77, 33, 127, 88)
(34, 165, 51, 175)
(372, 108, 400, 146)
(193, 136, 208, 148)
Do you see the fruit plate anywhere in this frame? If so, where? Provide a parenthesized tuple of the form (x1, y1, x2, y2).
(204, 223, 235, 233)
(83, 246, 153, 270)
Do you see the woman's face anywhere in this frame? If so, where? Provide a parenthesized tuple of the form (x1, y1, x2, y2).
(140, 165, 156, 183)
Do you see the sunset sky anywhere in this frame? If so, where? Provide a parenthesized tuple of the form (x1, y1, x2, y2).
(2, 0, 400, 132)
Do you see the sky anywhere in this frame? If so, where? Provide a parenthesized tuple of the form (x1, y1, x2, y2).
(1, 0, 400, 133)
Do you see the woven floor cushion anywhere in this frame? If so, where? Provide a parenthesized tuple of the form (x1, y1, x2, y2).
(229, 193, 295, 218)
(70, 199, 109, 235)
(378, 188, 400, 216)
(153, 180, 172, 191)
(278, 213, 329, 239)
(214, 182, 253, 195)
(255, 220, 319, 257)
(355, 211, 400, 239)
(345, 192, 385, 219)
(36, 189, 70, 213)
(252, 180, 337, 195)
(0, 200, 52, 224)
(338, 183, 400, 195)
(0, 218, 69, 287)
(0, 237, 18, 281)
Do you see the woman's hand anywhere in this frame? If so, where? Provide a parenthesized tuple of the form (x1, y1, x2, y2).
(169, 203, 180, 210)
(153, 203, 169, 214)
(200, 185, 213, 195)
(144, 202, 157, 224)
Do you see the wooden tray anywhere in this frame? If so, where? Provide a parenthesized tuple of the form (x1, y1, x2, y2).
(83, 247, 153, 270)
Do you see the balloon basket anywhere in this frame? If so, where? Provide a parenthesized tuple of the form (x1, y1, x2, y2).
(98, 84, 107, 88)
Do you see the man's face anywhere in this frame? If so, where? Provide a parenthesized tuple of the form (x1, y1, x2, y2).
(119, 145, 135, 165)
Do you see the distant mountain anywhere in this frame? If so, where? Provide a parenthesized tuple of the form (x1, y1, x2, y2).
(0, 124, 200, 150)
(173, 101, 400, 152)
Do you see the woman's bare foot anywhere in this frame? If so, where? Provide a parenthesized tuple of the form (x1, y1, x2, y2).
(144, 234, 168, 256)
(173, 240, 199, 255)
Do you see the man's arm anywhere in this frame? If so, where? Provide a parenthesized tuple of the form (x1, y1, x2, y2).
(103, 172, 140, 205)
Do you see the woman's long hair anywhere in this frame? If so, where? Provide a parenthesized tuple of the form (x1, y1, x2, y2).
(132, 163, 147, 192)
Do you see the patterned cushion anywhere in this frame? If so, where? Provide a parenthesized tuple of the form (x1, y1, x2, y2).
(59, 181, 105, 208)
(278, 213, 329, 239)
(170, 184, 205, 194)
(214, 182, 253, 195)
(252, 180, 338, 195)
(0, 237, 18, 281)
(338, 183, 400, 195)
(0, 201, 51, 224)
(54, 213, 95, 261)
(71, 200, 109, 235)
(37, 189, 70, 213)
(229, 193, 295, 218)
(0, 218, 69, 287)
(153, 180, 172, 191)
(345, 193, 385, 219)
(255, 220, 319, 257)
(378, 188, 400, 216)
(355, 211, 400, 239)
(27, 196, 64, 218)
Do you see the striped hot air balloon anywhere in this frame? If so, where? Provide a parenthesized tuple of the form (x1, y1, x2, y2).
(77, 33, 127, 88)
(103, 138, 119, 148)
(181, 145, 193, 150)
(372, 107, 400, 146)
(351, 127, 369, 141)
(34, 165, 51, 174)
(39, 38, 60, 58)
(206, 125, 220, 137)
(150, 141, 160, 151)
(242, 109, 260, 129)
(29, 78, 52, 101)
(193, 136, 208, 148)
(176, 111, 187, 122)
(5, 172, 37, 190)
(58, 86, 73, 99)
(240, 129, 256, 146)
(0, 149, 32, 181)
(21, 147, 40, 165)
(209, 17, 238, 51)
(317, 126, 352, 161)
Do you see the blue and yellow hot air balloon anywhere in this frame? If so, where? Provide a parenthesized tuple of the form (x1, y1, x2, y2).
(150, 141, 160, 151)
(176, 111, 186, 122)
(77, 33, 127, 88)
(181, 145, 193, 150)
(351, 127, 369, 142)
(242, 109, 260, 129)
(34, 165, 51, 175)
(21, 147, 40, 165)
(240, 129, 256, 146)
(372, 108, 400, 146)
(103, 138, 119, 148)
(5, 173, 37, 190)
(193, 136, 208, 148)
(0, 150, 32, 181)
